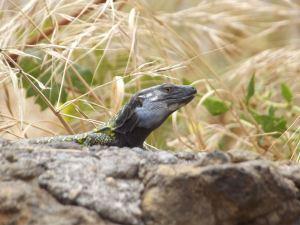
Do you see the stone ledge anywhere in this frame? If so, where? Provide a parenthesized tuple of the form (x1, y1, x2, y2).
(1, 139, 300, 225)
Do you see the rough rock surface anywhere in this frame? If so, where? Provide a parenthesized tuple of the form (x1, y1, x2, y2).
(1, 138, 300, 225)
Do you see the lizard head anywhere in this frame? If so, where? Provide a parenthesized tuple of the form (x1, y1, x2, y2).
(114, 83, 197, 147)
(135, 83, 197, 129)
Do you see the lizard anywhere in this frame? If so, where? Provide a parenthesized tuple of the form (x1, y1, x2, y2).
(24, 83, 197, 148)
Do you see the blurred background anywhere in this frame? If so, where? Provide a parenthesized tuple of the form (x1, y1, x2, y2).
(0, 0, 299, 159)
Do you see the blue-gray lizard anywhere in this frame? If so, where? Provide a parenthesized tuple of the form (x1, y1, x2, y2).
(26, 83, 197, 148)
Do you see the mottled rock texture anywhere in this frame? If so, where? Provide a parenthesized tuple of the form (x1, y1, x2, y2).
(1, 138, 300, 225)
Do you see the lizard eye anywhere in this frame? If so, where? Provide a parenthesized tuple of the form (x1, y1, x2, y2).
(164, 87, 173, 93)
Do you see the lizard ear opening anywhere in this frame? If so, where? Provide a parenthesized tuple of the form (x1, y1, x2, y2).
(136, 96, 143, 107)
(113, 95, 140, 134)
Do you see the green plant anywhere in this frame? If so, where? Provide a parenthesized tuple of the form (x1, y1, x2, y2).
(0, 0, 299, 160)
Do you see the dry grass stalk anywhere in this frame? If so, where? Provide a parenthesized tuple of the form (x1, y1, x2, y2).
(0, 0, 299, 160)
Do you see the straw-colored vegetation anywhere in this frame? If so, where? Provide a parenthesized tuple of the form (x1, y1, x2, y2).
(0, 0, 299, 160)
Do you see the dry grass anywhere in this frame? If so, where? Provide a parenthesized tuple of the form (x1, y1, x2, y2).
(0, 0, 299, 160)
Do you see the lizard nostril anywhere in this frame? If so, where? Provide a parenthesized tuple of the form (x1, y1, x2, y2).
(190, 86, 197, 94)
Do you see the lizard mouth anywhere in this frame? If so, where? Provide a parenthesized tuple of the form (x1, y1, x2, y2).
(180, 93, 196, 104)
(167, 87, 197, 107)
(179, 87, 197, 104)
(168, 93, 196, 109)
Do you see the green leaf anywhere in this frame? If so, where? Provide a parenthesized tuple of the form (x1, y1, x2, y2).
(245, 74, 255, 104)
(182, 78, 192, 85)
(19, 56, 42, 90)
(281, 83, 293, 103)
(252, 110, 287, 138)
(268, 106, 275, 117)
(203, 97, 230, 116)
(20, 55, 68, 110)
(69, 65, 93, 93)
(33, 72, 68, 110)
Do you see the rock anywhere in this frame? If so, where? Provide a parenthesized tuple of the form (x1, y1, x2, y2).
(227, 149, 263, 162)
(0, 138, 10, 148)
(1, 142, 300, 225)
(196, 150, 231, 166)
(0, 181, 116, 225)
(142, 161, 300, 225)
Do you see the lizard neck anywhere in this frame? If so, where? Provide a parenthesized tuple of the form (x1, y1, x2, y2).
(114, 127, 151, 148)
